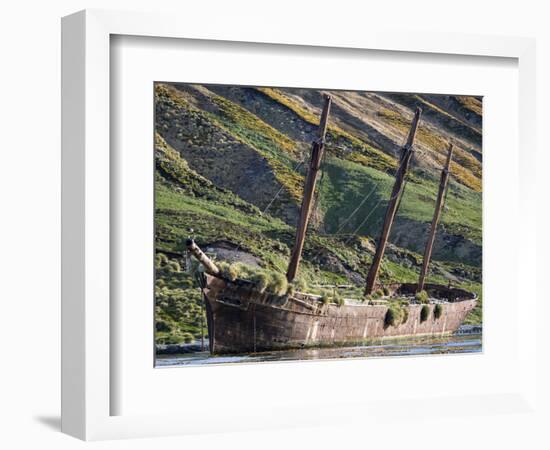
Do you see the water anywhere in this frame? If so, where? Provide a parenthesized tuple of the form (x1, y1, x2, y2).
(156, 331, 482, 367)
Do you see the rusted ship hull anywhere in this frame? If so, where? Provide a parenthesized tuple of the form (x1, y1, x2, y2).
(202, 274, 477, 355)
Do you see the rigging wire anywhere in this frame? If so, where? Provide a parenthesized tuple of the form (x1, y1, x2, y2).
(246, 114, 421, 270)
(307, 144, 415, 264)
(261, 157, 306, 216)
(233, 156, 306, 255)
(344, 147, 414, 244)
(332, 183, 378, 236)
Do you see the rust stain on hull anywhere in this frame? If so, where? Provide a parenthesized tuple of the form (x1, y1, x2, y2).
(203, 275, 477, 355)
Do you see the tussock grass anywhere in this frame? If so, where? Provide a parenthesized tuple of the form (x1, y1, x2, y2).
(420, 305, 430, 322)
(217, 261, 288, 295)
(434, 304, 443, 319)
(291, 277, 309, 293)
(384, 301, 409, 327)
(155, 253, 206, 345)
(319, 288, 345, 306)
(415, 290, 429, 304)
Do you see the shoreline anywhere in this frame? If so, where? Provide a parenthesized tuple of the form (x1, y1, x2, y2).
(156, 323, 482, 356)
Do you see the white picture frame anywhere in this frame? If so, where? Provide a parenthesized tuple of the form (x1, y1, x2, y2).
(61, 9, 538, 441)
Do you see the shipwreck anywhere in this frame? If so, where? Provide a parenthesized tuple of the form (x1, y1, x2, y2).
(185, 95, 477, 355)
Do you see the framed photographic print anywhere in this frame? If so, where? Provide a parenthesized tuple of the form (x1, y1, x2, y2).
(62, 9, 538, 441)
(153, 82, 482, 367)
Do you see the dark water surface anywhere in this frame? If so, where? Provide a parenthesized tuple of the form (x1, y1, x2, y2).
(156, 331, 482, 367)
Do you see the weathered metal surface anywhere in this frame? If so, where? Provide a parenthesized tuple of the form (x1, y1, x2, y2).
(203, 274, 477, 354)
(286, 95, 332, 283)
(365, 107, 423, 294)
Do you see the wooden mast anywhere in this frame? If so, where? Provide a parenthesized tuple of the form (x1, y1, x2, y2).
(365, 107, 422, 295)
(417, 143, 454, 292)
(286, 94, 332, 283)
